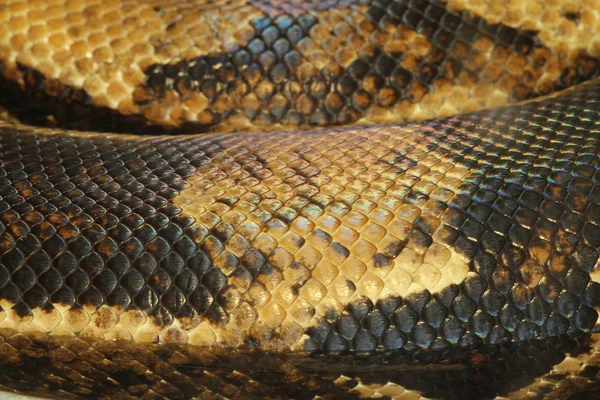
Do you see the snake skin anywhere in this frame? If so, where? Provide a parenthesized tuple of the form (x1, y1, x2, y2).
(1, 0, 600, 399)
(0, 74, 598, 399)
(1, 0, 600, 133)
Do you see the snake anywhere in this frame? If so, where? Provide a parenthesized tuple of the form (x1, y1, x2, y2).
(0, 0, 599, 399)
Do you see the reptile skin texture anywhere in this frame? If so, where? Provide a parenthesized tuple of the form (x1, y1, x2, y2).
(0, 76, 598, 399)
(1, 0, 600, 399)
(2, 0, 600, 133)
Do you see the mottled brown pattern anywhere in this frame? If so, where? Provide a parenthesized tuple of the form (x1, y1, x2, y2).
(1, 0, 600, 399)
(1, 0, 600, 133)
(0, 74, 598, 398)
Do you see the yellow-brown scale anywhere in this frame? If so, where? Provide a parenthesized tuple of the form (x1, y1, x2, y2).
(0, 76, 598, 398)
(0, 0, 600, 399)
(0, 123, 483, 349)
(1, 0, 600, 133)
(166, 125, 480, 349)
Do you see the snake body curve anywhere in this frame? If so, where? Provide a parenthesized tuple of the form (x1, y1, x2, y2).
(0, 1, 600, 399)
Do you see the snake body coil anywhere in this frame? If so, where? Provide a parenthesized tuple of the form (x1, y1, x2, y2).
(0, 0, 599, 399)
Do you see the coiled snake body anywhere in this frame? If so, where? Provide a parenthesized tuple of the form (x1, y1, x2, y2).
(0, 0, 599, 399)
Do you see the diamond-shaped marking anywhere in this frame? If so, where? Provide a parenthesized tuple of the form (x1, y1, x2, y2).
(414, 263, 442, 290)
(357, 271, 385, 299)
(299, 278, 326, 306)
(339, 256, 367, 282)
(258, 301, 286, 329)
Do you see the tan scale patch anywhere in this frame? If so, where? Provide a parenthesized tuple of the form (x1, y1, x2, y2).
(590, 258, 600, 284)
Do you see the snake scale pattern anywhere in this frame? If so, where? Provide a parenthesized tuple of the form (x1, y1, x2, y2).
(0, 0, 600, 399)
